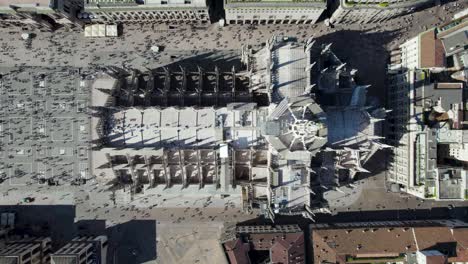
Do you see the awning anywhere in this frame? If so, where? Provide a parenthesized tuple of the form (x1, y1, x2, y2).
(84, 24, 117, 37)
(106, 25, 118, 37)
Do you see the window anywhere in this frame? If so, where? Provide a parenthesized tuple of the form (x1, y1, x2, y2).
(32, 247, 40, 254)
(185, 0, 191, 3)
(22, 252, 31, 261)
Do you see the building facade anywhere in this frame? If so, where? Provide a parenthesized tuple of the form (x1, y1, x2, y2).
(330, 0, 433, 24)
(387, 15, 468, 200)
(82, 0, 209, 23)
(386, 69, 468, 200)
(0, 237, 52, 264)
(51, 236, 108, 264)
(0, 0, 83, 30)
(224, 0, 327, 25)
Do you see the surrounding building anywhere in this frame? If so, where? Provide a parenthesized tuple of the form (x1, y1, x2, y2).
(390, 13, 468, 72)
(0, 212, 15, 238)
(311, 220, 468, 264)
(387, 14, 468, 200)
(0, 237, 52, 264)
(51, 236, 108, 264)
(391, 27, 445, 71)
(0, 213, 107, 264)
(330, 0, 433, 24)
(81, 0, 209, 23)
(222, 225, 305, 264)
(90, 36, 387, 219)
(223, 0, 327, 25)
(0, 0, 83, 30)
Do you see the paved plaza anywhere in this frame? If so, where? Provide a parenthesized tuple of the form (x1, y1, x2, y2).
(0, 67, 92, 187)
(0, 1, 467, 263)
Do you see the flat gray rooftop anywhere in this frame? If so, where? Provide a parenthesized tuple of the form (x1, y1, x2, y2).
(441, 29, 468, 55)
(272, 42, 309, 99)
(105, 105, 263, 149)
(107, 107, 221, 148)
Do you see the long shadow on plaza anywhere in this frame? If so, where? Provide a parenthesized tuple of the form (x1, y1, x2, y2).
(97, 50, 242, 78)
(0, 205, 76, 247)
(307, 30, 398, 204)
(154, 50, 243, 71)
(239, 206, 468, 228)
(207, 0, 223, 23)
(313, 29, 398, 104)
(106, 220, 157, 264)
(0, 206, 157, 264)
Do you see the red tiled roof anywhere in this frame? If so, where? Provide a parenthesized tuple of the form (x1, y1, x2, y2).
(449, 229, 468, 262)
(420, 29, 446, 68)
(270, 233, 304, 264)
(223, 231, 305, 264)
(312, 226, 468, 264)
(224, 238, 251, 264)
(313, 227, 415, 264)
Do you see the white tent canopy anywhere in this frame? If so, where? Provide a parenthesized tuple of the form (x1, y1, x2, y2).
(106, 25, 118, 37)
(84, 24, 118, 38)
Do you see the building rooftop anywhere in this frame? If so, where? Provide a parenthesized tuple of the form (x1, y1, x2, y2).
(50, 256, 78, 264)
(223, 225, 305, 264)
(272, 42, 309, 99)
(420, 250, 448, 263)
(341, 0, 433, 9)
(438, 168, 466, 199)
(86, 0, 207, 7)
(312, 226, 468, 264)
(440, 29, 468, 57)
(423, 81, 464, 113)
(0, 257, 18, 264)
(225, 0, 326, 7)
(420, 29, 446, 68)
(94, 36, 387, 216)
(227, 0, 319, 2)
(51, 236, 107, 264)
(106, 107, 221, 148)
(437, 15, 468, 70)
(438, 14, 468, 38)
(326, 109, 374, 146)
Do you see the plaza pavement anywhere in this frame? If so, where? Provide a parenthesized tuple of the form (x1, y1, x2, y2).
(0, 1, 467, 263)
